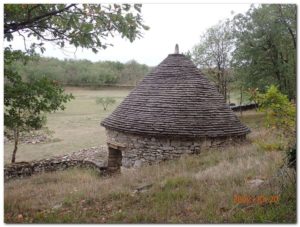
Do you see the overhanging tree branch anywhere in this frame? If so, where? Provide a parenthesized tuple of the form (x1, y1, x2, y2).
(4, 4, 77, 34)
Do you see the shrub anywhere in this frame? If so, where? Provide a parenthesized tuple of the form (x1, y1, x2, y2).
(258, 85, 296, 136)
(257, 85, 296, 169)
(96, 97, 116, 111)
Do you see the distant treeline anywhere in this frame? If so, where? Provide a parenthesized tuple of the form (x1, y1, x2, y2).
(15, 57, 152, 86)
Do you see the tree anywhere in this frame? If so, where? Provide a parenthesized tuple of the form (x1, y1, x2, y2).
(258, 85, 295, 136)
(247, 88, 259, 111)
(231, 4, 296, 100)
(120, 60, 150, 85)
(96, 97, 116, 111)
(257, 85, 296, 168)
(4, 48, 74, 163)
(191, 20, 233, 102)
(4, 4, 149, 162)
(4, 4, 149, 53)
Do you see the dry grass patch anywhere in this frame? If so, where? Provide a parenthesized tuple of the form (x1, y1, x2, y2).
(4, 87, 132, 163)
(4, 141, 295, 223)
(4, 111, 296, 223)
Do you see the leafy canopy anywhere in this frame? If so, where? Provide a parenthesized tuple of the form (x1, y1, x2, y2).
(257, 85, 295, 135)
(13, 56, 150, 87)
(4, 48, 74, 132)
(4, 4, 149, 53)
(96, 97, 116, 111)
(231, 4, 296, 99)
(191, 21, 233, 101)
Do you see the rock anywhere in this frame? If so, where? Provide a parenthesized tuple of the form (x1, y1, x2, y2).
(52, 203, 62, 210)
(4, 146, 109, 181)
(17, 214, 23, 220)
(133, 160, 143, 168)
(136, 183, 153, 191)
(133, 183, 153, 194)
(122, 158, 132, 168)
(133, 160, 142, 168)
(247, 179, 264, 188)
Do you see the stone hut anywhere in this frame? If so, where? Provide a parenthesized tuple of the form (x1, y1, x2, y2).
(101, 45, 250, 171)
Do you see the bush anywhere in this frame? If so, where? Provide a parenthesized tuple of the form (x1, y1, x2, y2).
(258, 85, 296, 136)
(96, 97, 116, 111)
(257, 85, 296, 169)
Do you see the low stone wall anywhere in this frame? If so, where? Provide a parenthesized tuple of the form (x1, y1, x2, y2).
(231, 103, 258, 112)
(4, 147, 108, 182)
(4, 160, 108, 182)
(105, 129, 245, 168)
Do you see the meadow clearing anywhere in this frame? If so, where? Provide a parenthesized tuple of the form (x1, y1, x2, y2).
(4, 87, 132, 163)
(4, 86, 248, 163)
(4, 87, 296, 223)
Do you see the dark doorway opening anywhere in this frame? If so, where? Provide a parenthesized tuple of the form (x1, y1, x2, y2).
(107, 147, 122, 173)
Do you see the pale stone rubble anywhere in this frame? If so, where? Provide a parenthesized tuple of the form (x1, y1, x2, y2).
(4, 131, 50, 144)
(4, 146, 108, 181)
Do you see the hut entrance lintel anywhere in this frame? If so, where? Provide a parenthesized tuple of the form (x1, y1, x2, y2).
(107, 142, 125, 173)
(107, 142, 126, 150)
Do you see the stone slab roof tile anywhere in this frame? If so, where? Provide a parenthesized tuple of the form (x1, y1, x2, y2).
(101, 53, 250, 138)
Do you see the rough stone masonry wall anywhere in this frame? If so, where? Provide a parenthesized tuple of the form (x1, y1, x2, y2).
(106, 129, 245, 168)
(4, 147, 108, 182)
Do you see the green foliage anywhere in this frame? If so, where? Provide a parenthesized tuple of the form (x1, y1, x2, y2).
(232, 4, 296, 99)
(162, 177, 193, 190)
(4, 4, 149, 52)
(255, 141, 284, 152)
(4, 3, 149, 163)
(4, 47, 74, 162)
(247, 88, 259, 106)
(119, 60, 150, 85)
(258, 85, 295, 135)
(96, 97, 116, 111)
(14, 57, 150, 86)
(191, 20, 233, 101)
(250, 85, 296, 170)
(4, 74, 74, 131)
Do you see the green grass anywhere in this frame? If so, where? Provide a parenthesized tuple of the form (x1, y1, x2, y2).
(4, 112, 296, 223)
(4, 87, 296, 223)
(4, 87, 249, 163)
(4, 87, 132, 163)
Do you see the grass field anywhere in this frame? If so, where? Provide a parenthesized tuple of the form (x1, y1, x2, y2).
(4, 87, 132, 163)
(4, 87, 246, 163)
(5, 87, 295, 223)
(4, 113, 296, 223)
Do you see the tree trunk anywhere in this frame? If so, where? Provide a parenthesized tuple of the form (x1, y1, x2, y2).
(11, 128, 19, 163)
(224, 72, 227, 103)
(228, 86, 231, 104)
(240, 86, 243, 117)
(277, 5, 296, 50)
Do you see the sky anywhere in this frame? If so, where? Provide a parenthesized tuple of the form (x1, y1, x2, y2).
(9, 4, 252, 66)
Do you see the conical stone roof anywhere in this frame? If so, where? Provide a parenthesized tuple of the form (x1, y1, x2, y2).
(101, 53, 250, 138)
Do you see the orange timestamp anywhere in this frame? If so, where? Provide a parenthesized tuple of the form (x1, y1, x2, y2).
(234, 194, 280, 205)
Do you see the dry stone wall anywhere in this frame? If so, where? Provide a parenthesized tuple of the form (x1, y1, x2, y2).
(106, 129, 245, 168)
(4, 147, 108, 182)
